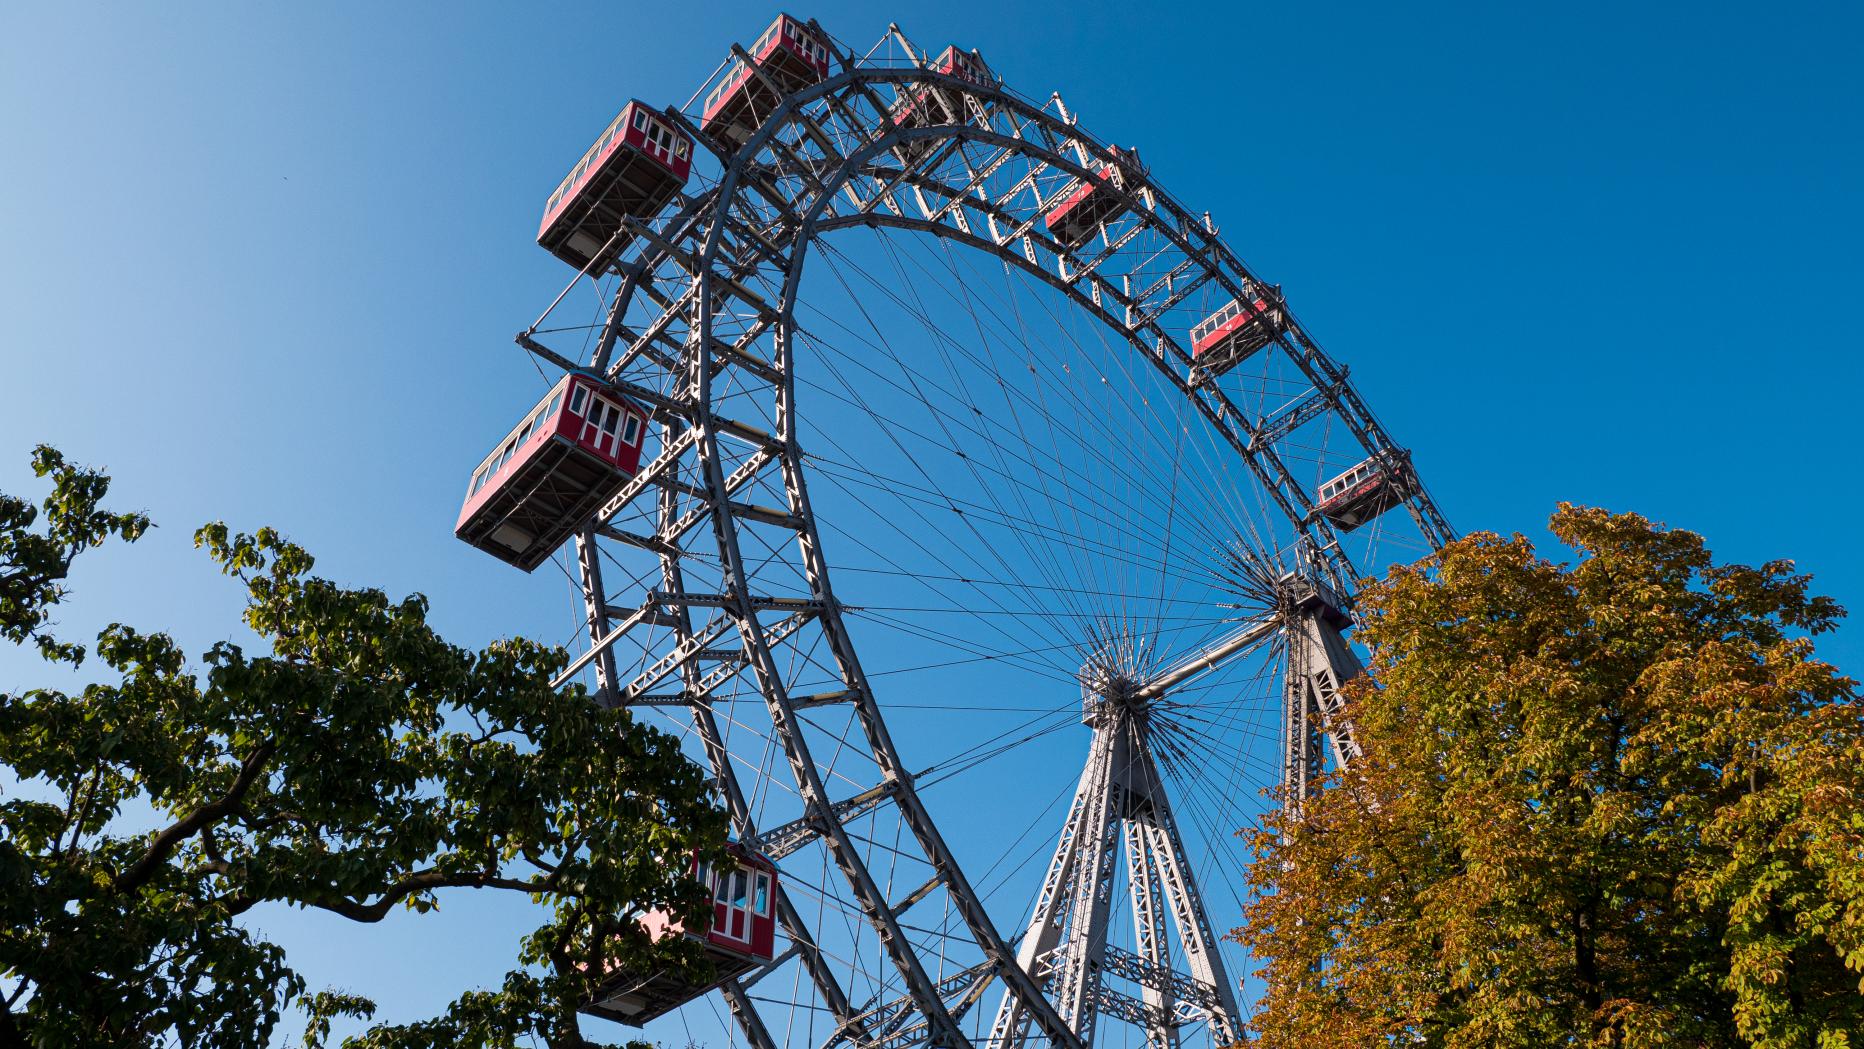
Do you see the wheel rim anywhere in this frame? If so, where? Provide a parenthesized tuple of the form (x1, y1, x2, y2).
(517, 23, 1452, 1048)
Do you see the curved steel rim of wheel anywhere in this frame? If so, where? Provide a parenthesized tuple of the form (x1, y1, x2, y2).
(541, 29, 1453, 1049)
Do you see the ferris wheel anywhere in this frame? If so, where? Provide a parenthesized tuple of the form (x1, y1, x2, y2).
(457, 14, 1454, 1048)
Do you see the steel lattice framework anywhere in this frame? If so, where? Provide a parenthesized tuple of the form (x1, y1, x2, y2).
(508, 18, 1453, 1048)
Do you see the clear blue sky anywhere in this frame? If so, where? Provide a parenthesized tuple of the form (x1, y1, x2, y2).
(3, 1, 1860, 1044)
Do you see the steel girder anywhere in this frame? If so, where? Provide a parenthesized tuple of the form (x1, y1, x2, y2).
(519, 20, 1455, 1049)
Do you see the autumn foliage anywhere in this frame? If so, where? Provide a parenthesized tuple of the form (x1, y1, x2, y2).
(1240, 506, 1863, 1048)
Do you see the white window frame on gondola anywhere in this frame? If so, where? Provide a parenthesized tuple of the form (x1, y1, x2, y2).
(1193, 296, 1275, 347)
(1194, 301, 1230, 343)
(707, 61, 747, 112)
(715, 866, 754, 943)
(580, 395, 624, 456)
(642, 117, 677, 162)
(1322, 462, 1378, 502)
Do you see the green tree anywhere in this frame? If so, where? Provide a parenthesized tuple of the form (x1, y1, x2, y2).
(0, 445, 149, 665)
(0, 446, 729, 1048)
(1239, 505, 1864, 1049)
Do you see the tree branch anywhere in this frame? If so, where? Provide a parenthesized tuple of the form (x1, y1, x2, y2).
(306, 868, 554, 924)
(61, 765, 108, 860)
(113, 741, 276, 894)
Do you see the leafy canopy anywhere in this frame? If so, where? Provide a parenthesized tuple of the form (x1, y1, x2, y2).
(0, 445, 149, 664)
(1239, 505, 1863, 1049)
(0, 446, 729, 1048)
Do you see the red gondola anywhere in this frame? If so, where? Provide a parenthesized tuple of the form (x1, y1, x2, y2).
(1044, 146, 1146, 249)
(1314, 451, 1419, 531)
(538, 100, 694, 274)
(889, 46, 997, 163)
(455, 373, 650, 571)
(584, 845, 780, 1027)
(1188, 288, 1288, 376)
(702, 14, 832, 147)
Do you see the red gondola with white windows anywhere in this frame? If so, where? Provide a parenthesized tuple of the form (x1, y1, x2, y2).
(1188, 287, 1289, 376)
(889, 46, 998, 163)
(455, 373, 650, 571)
(583, 845, 780, 1027)
(538, 100, 694, 274)
(1044, 146, 1146, 250)
(1314, 451, 1419, 531)
(702, 14, 832, 147)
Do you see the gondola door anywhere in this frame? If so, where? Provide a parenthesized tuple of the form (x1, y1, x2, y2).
(714, 865, 753, 944)
(581, 395, 623, 459)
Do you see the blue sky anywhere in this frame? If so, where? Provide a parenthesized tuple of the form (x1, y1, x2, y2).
(2, 0, 1860, 1043)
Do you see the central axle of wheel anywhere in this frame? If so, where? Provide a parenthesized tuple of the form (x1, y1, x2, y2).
(1080, 666, 1150, 725)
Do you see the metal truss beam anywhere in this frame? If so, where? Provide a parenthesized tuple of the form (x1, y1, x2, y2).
(1282, 585, 1367, 810)
(543, 27, 1453, 1049)
(987, 688, 1239, 1047)
(754, 781, 897, 860)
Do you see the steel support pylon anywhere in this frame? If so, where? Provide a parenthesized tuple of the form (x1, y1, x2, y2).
(987, 673, 1242, 1047)
(1278, 574, 1364, 813)
(990, 575, 1367, 1046)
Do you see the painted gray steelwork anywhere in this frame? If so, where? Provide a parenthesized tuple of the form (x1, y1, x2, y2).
(986, 576, 1362, 1048)
(509, 17, 1453, 1047)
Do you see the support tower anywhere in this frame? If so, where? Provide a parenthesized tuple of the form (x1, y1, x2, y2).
(989, 573, 1364, 1046)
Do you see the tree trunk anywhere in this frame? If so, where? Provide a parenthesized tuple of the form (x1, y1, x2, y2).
(1573, 905, 1602, 1018)
(0, 1004, 28, 1049)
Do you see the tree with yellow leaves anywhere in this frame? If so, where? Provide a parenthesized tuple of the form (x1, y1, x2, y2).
(1239, 506, 1863, 1048)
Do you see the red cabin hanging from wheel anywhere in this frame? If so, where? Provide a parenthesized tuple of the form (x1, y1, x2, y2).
(455, 373, 650, 572)
(1044, 146, 1146, 250)
(583, 845, 780, 1027)
(889, 45, 997, 164)
(538, 100, 694, 274)
(1189, 287, 1289, 376)
(1314, 450, 1420, 532)
(701, 13, 832, 147)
